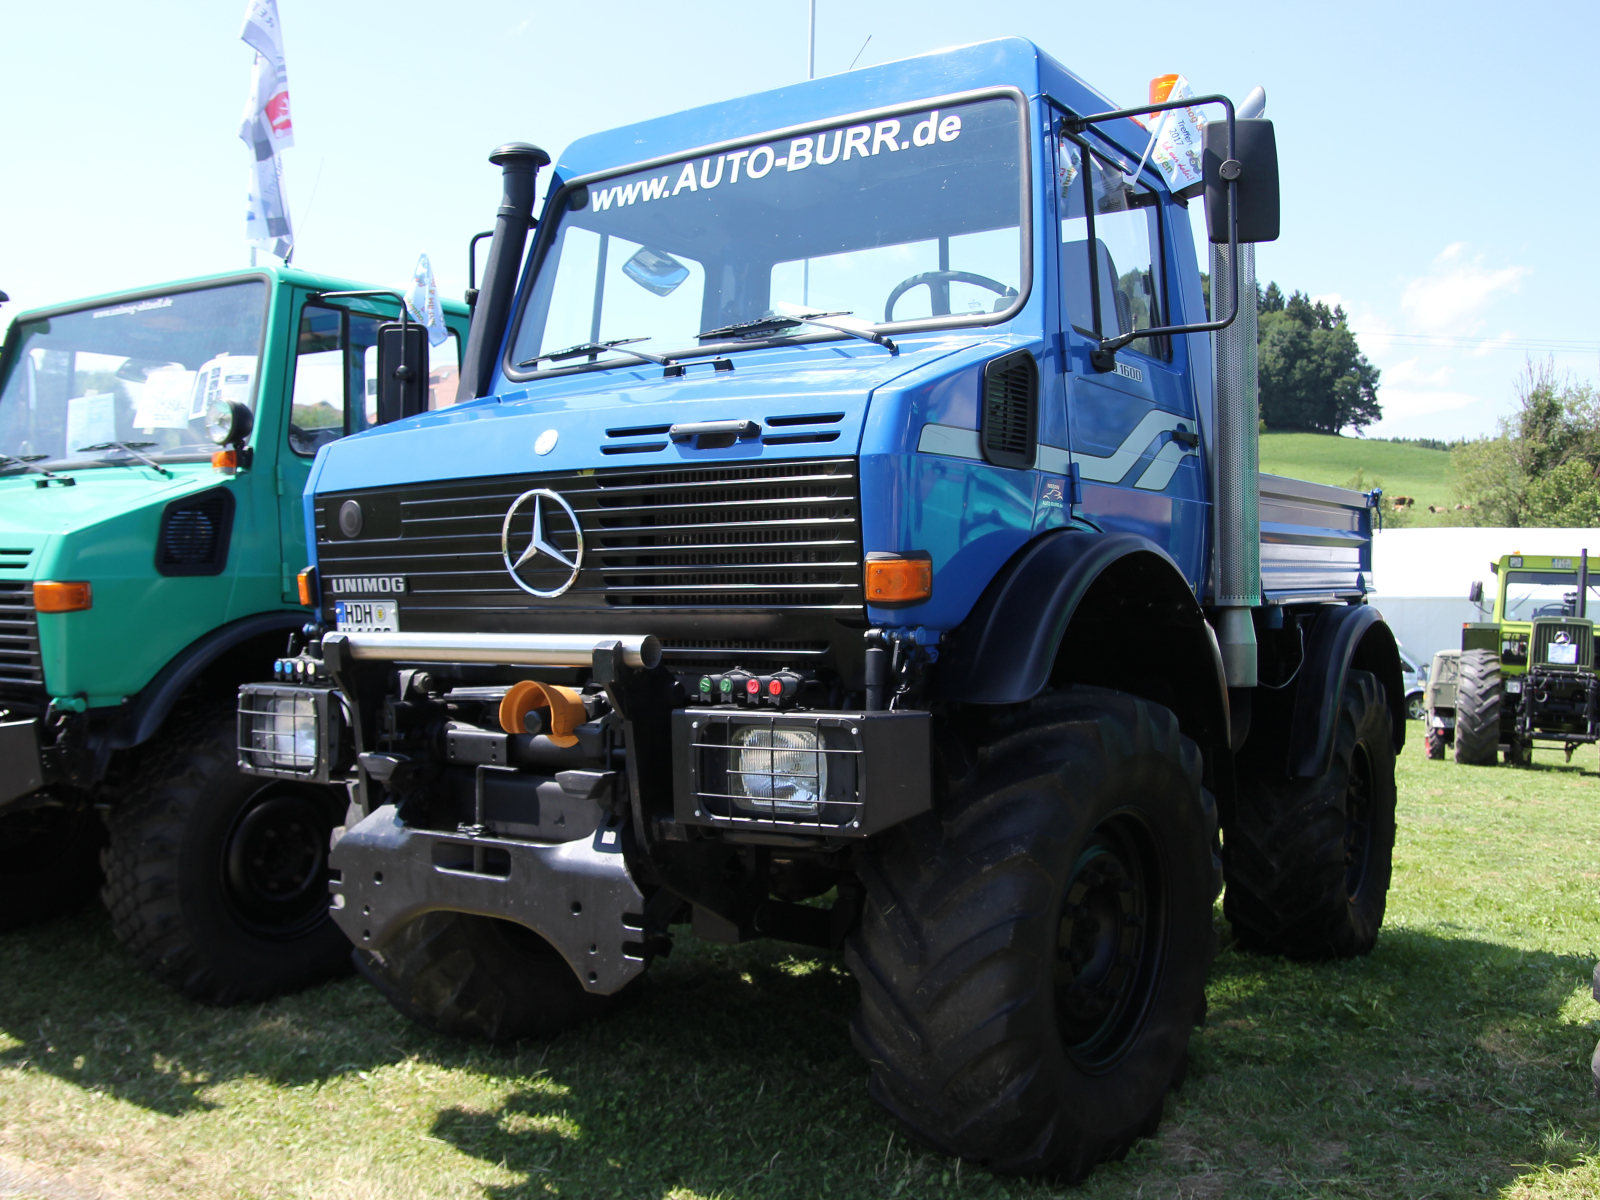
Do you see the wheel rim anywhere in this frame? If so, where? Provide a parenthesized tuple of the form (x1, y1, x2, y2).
(1343, 743, 1375, 901)
(1408, 697, 1426, 721)
(1054, 816, 1165, 1070)
(222, 789, 334, 939)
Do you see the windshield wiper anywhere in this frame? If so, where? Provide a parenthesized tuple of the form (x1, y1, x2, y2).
(76, 442, 173, 478)
(0, 454, 75, 486)
(697, 311, 897, 355)
(517, 338, 671, 368)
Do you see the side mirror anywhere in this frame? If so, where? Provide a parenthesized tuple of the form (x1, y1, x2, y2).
(375, 321, 430, 425)
(1203, 118, 1280, 244)
(1468, 581, 1484, 604)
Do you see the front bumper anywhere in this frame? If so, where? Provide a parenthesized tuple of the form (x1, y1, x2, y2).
(0, 719, 44, 807)
(328, 805, 648, 995)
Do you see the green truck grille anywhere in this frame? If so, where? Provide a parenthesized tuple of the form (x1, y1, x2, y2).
(0, 582, 43, 690)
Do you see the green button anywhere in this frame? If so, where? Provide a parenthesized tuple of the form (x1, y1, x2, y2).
(719, 678, 732, 693)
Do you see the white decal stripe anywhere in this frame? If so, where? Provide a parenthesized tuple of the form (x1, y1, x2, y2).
(1068, 410, 1190, 483)
(917, 423, 982, 459)
(1133, 440, 1199, 491)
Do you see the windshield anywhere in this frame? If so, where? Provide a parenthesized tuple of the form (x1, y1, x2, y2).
(1501, 571, 1600, 621)
(509, 94, 1025, 374)
(0, 280, 268, 468)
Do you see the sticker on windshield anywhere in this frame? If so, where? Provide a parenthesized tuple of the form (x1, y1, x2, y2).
(584, 107, 966, 216)
(92, 297, 174, 320)
(65, 393, 117, 452)
(134, 367, 198, 431)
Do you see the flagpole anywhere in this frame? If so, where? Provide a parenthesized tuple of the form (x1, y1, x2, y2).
(808, 0, 815, 80)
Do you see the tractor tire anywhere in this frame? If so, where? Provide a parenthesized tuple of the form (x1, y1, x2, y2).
(845, 687, 1221, 1180)
(1224, 670, 1396, 959)
(1424, 727, 1447, 760)
(354, 911, 636, 1042)
(1453, 651, 1503, 766)
(0, 800, 104, 932)
(101, 713, 350, 1004)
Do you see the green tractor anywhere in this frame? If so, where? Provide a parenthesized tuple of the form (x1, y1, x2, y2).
(1453, 552, 1599, 766)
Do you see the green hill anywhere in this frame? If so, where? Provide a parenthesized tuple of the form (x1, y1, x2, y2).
(1259, 432, 1460, 526)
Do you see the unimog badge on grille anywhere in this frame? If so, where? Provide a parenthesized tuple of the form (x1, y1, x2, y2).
(501, 488, 584, 597)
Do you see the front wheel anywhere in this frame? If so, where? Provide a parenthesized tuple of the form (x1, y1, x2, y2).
(1406, 692, 1426, 722)
(1225, 670, 1397, 959)
(1454, 650, 1503, 766)
(846, 688, 1220, 1180)
(101, 713, 350, 1004)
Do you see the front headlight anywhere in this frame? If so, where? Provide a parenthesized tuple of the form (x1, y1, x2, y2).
(237, 684, 343, 781)
(728, 726, 826, 816)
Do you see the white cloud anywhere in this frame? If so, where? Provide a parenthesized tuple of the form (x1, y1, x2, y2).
(1400, 245, 1530, 334)
(1383, 358, 1453, 387)
(1369, 387, 1482, 421)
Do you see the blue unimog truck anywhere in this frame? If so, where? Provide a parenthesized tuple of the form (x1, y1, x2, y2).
(238, 39, 1403, 1178)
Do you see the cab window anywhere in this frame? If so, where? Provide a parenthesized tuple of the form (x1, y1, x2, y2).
(1058, 135, 1167, 357)
(289, 306, 461, 456)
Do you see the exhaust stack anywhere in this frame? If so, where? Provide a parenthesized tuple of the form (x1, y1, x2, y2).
(1210, 86, 1266, 688)
(458, 142, 550, 402)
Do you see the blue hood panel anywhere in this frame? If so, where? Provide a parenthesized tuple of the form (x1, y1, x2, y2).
(314, 340, 969, 495)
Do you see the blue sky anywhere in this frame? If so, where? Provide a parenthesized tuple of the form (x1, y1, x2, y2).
(2, 0, 1593, 439)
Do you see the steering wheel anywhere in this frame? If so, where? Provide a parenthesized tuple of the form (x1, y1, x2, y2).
(884, 270, 1018, 322)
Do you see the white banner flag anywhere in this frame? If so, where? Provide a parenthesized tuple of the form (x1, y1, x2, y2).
(1134, 75, 1207, 193)
(245, 155, 292, 260)
(404, 255, 450, 347)
(238, 0, 292, 157)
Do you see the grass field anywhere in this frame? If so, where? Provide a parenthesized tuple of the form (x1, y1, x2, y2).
(4, 729, 1600, 1199)
(1260, 433, 1461, 525)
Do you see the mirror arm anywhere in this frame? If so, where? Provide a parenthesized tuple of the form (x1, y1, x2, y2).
(1064, 97, 1242, 366)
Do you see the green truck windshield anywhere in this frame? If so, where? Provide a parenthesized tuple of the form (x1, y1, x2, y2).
(508, 95, 1024, 374)
(1502, 571, 1600, 621)
(0, 280, 268, 468)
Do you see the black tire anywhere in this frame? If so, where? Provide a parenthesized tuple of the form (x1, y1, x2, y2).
(1224, 670, 1396, 959)
(845, 687, 1221, 1180)
(1406, 692, 1426, 722)
(1454, 650, 1502, 766)
(354, 911, 634, 1042)
(0, 800, 105, 932)
(1424, 727, 1447, 760)
(101, 713, 350, 1004)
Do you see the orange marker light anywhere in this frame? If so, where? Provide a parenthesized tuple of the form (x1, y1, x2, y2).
(866, 554, 933, 605)
(34, 581, 92, 613)
(296, 566, 317, 608)
(212, 449, 238, 471)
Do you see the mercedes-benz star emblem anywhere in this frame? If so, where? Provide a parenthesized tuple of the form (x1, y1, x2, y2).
(502, 488, 584, 598)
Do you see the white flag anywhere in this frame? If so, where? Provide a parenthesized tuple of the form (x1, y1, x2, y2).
(239, 0, 292, 157)
(1134, 75, 1207, 192)
(245, 155, 292, 260)
(403, 255, 450, 347)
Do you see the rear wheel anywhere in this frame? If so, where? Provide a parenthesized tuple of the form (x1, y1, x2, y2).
(355, 911, 634, 1042)
(846, 688, 1220, 1180)
(0, 800, 104, 932)
(1424, 727, 1447, 760)
(1453, 651, 1503, 766)
(1225, 670, 1397, 959)
(101, 714, 350, 1003)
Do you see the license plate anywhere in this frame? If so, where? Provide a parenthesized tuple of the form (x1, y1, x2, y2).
(334, 600, 399, 633)
(1506, 678, 1523, 694)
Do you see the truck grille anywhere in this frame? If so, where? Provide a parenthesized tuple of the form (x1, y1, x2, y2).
(0, 583, 43, 688)
(314, 458, 864, 630)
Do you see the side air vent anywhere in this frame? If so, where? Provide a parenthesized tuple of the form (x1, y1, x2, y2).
(980, 350, 1038, 470)
(156, 488, 236, 577)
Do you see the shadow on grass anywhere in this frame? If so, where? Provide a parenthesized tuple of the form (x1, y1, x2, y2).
(5, 905, 1599, 1198)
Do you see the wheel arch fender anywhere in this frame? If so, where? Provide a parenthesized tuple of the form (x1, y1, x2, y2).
(104, 611, 308, 753)
(937, 529, 1230, 760)
(1288, 604, 1406, 779)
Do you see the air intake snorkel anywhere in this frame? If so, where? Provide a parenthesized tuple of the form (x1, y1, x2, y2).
(458, 142, 551, 402)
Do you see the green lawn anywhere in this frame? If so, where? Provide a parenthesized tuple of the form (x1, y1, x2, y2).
(1261, 433, 1461, 525)
(4, 730, 1600, 1199)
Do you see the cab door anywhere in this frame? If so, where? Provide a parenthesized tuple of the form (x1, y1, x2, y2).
(1053, 124, 1206, 582)
(277, 296, 464, 595)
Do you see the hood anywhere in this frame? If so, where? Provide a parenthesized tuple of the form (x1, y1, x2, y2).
(0, 466, 217, 577)
(312, 337, 974, 494)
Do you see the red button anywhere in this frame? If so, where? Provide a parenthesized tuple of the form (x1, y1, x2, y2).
(768, 679, 782, 695)
(745, 679, 760, 694)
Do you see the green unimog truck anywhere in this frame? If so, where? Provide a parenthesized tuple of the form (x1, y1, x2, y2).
(1453, 552, 1600, 766)
(0, 267, 469, 1002)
